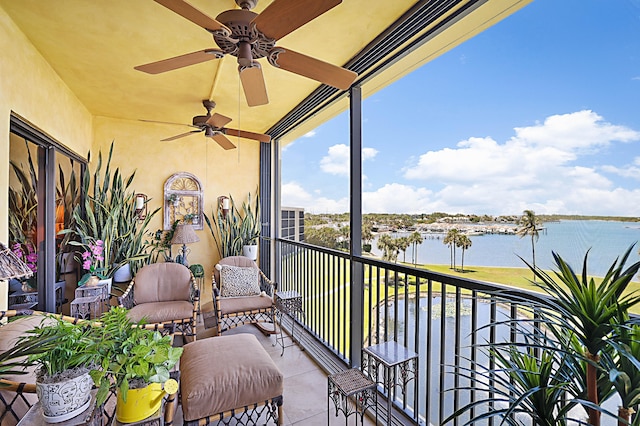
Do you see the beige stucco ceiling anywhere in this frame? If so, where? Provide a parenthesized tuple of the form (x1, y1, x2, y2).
(0, 0, 532, 142)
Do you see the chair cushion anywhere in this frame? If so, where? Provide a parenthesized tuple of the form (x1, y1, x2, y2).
(219, 294, 273, 315)
(213, 256, 258, 289)
(127, 301, 194, 324)
(180, 334, 283, 421)
(133, 263, 192, 304)
(217, 264, 260, 297)
(0, 315, 57, 424)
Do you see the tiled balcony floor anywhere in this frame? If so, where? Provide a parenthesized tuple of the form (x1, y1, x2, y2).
(182, 317, 376, 426)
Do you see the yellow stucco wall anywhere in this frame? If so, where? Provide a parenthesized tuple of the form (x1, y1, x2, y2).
(0, 6, 92, 308)
(92, 116, 261, 286)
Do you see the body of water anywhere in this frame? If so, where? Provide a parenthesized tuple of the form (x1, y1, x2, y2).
(372, 220, 640, 277)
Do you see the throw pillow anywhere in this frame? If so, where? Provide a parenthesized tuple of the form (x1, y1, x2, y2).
(217, 264, 261, 297)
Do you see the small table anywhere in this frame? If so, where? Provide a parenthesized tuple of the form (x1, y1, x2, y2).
(70, 295, 102, 319)
(273, 290, 305, 356)
(362, 341, 418, 424)
(328, 368, 377, 425)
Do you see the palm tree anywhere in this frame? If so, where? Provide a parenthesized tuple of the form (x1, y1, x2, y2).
(377, 234, 395, 261)
(443, 228, 460, 270)
(396, 236, 410, 263)
(456, 234, 472, 272)
(409, 231, 423, 265)
(516, 209, 541, 279)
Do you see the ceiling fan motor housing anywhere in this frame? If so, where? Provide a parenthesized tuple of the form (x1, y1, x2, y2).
(212, 10, 275, 62)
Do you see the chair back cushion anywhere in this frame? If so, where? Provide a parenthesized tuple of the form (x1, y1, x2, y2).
(217, 264, 260, 297)
(213, 256, 258, 290)
(134, 263, 192, 304)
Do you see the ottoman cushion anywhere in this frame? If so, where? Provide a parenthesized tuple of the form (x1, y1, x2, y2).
(180, 334, 283, 421)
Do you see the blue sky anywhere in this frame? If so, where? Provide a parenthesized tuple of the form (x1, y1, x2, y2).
(281, 0, 640, 216)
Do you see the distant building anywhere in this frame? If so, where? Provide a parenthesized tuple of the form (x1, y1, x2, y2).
(281, 207, 305, 242)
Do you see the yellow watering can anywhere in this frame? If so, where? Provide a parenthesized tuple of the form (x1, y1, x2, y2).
(115, 379, 179, 423)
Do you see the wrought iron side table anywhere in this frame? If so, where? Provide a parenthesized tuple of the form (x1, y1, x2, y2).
(273, 290, 305, 356)
(362, 341, 419, 424)
(328, 368, 377, 425)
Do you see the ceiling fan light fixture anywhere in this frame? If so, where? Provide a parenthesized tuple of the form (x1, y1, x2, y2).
(205, 127, 215, 138)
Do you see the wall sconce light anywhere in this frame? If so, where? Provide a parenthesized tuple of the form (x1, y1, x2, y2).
(218, 196, 230, 218)
(135, 194, 148, 220)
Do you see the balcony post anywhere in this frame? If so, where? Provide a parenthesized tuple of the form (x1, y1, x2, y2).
(349, 85, 363, 367)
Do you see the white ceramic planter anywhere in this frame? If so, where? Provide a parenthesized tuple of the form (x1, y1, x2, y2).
(113, 263, 132, 283)
(242, 244, 258, 261)
(36, 371, 93, 423)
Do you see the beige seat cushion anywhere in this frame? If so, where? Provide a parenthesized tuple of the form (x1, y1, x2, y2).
(127, 300, 193, 324)
(180, 334, 283, 421)
(219, 295, 272, 316)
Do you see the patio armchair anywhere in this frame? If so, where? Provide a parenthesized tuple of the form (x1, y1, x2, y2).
(212, 256, 277, 336)
(118, 262, 199, 342)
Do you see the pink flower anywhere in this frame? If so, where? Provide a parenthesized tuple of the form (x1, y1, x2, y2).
(82, 251, 91, 260)
(83, 260, 92, 270)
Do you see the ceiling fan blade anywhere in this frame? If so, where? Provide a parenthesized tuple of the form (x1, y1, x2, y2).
(135, 49, 223, 74)
(252, 0, 341, 41)
(239, 64, 269, 107)
(206, 113, 233, 129)
(211, 133, 236, 150)
(140, 119, 199, 128)
(161, 130, 201, 141)
(269, 48, 357, 90)
(224, 128, 271, 143)
(154, 0, 229, 32)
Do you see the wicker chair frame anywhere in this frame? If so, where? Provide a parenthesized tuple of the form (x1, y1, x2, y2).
(212, 267, 278, 336)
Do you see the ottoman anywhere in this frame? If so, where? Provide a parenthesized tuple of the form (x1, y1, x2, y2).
(180, 334, 284, 425)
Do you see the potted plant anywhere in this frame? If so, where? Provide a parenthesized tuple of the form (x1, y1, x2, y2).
(20, 316, 100, 423)
(144, 220, 179, 263)
(443, 245, 640, 426)
(239, 192, 261, 261)
(91, 307, 183, 423)
(204, 190, 260, 260)
(61, 142, 159, 286)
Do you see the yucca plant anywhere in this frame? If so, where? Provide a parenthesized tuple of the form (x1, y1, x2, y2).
(526, 246, 640, 426)
(444, 246, 640, 426)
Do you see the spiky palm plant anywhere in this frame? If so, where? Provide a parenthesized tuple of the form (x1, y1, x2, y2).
(526, 245, 640, 426)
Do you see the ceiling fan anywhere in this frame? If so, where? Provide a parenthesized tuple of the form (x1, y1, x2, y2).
(135, 0, 358, 106)
(143, 100, 271, 150)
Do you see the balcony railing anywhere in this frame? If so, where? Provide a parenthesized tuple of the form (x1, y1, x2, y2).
(275, 238, 550, 425)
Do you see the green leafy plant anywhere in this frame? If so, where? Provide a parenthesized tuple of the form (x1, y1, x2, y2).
(61, 141, 159, 278)
(144, 220, 179, 263)
(90, 307, 183, 405)
(204, 190, 261, 258)
(444, 245, 640, 426)
(239, 191, 261, 246)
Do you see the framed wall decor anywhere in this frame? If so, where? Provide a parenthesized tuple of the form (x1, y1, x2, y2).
(163, 172, 204, 230)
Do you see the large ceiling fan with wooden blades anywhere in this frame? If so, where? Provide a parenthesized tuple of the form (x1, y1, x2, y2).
(142, 100, 271, 150)
(135, 0, 358, 107)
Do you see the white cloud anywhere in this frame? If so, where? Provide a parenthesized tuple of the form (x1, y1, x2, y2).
(363, 184, 435, 214)
(398, 110, 640, 215)
(281, 181, 349, 214)
(303, 130, 317, 138)
(320, 144, 378, 176)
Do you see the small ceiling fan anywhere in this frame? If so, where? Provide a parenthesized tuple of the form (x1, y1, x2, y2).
(143, 100, 271, 150)
(135, 0, 358, 107)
